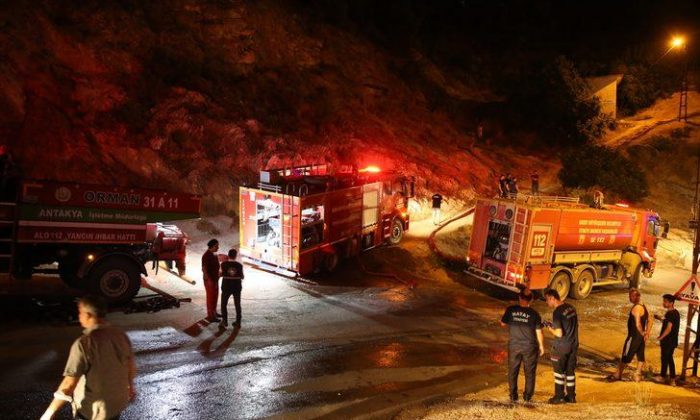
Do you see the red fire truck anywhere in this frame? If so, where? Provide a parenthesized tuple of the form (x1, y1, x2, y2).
(1, 179, 200, 303)
(466, 194, 668, 299)
(239, 164, 414, 276)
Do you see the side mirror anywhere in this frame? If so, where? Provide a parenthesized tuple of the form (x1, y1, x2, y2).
(662, 221, 670, 239)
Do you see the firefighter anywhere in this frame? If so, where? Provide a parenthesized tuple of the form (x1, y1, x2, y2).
(530, 170, 539, 195)
(654, 294, 680, 385)
(500, 289, 545, 403)
(543, 289, 579, 404)
(498, 174, 508, 198)
(220, 248, 244, 328)
(507, 176, 519, 197)
(202, 239, 221, 323)
(432, 193, 443, 225)
(609, 288, 652, 382)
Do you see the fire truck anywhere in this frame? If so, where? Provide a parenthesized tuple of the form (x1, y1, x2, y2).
(239, 164, 414, 276)
(465, 194, 668, 299)
(0, 179, 200, 303)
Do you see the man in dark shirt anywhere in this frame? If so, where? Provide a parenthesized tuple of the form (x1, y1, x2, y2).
(655, 294, 680, 385)
(500, 290, 545, 403)
(432, 193, 443, 225)
(220, 249, 245, 328)
(498, 175, 508, 198)
(202, 238, 221, 322)
(530, 171, 539, 195)
(610, 288, 652, 382)
(544, 289, 579, 404)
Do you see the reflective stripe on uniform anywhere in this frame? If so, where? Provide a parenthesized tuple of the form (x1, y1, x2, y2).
(554, 379, 566, 385)
(553, 372, 565, 378)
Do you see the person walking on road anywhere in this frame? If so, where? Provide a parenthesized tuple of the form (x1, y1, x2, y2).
(654, 294, 680, 385)
(530, 171, 540, 195)
(220, 248, 245, 328)
(41, 295, 136, 420)
(500, 289, 545, 403)
(544, 289, 579, 404)
(609, 288, 653, 382)
(432, 193, 443, 225)
(202, 238, 221, 322)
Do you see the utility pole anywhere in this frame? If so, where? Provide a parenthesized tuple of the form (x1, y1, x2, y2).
(680, 156, 700, 381)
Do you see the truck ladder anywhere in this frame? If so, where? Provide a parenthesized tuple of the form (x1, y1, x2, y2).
(508, 207, 530, 267)
(281, 193, 296, 269)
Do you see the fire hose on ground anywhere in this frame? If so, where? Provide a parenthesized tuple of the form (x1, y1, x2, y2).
(427, 206, 476, 262)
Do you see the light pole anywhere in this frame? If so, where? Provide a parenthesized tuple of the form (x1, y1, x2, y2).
(669, 36, 688, 122)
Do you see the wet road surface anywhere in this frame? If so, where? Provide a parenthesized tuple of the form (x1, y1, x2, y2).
(0, 261, 695, 419)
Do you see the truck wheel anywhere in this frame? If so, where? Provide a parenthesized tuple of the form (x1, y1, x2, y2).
(549, 271, 571, 300)
(570, 270, 594, 300)
(389, 218, 404, 245)
(629, 264, 642, 289)
(89, 257, 141, 304)
(323, 250, 339, 273)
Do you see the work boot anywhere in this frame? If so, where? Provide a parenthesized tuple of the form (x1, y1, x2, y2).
(564, 395, 576, 403)
(219, 321, 227, 329)
(548, 396, 566, 404)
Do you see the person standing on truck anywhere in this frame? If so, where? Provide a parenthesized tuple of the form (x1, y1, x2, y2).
(41, 295, 135, 420)
(530, 170, 539, 195)
(498, 174, 508, 198)
(543, 289, 579, 404)
(609, 288, 652, 382)
(202, 239, 221, 322)
(220, 248, 244, 328)
(654, 294, 680, 385)
(432, 193, 443, 225)
(500, 289, 545, 403)
(507, 176, 519, 197)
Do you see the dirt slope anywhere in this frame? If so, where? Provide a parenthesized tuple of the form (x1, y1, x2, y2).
(0, 0, 552, 214)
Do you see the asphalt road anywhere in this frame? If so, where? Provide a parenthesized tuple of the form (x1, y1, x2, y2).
(0, 259, 696, 419)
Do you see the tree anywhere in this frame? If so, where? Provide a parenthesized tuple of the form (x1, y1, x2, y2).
(558, 144, 649, 202)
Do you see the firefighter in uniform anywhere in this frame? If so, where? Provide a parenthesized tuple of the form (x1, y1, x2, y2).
(431, 193, 443, 225)
(500, 290, 545, 403)
(544, 289, 579, 404)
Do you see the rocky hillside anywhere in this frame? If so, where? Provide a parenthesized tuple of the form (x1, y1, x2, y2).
(1, 0, 558, 214)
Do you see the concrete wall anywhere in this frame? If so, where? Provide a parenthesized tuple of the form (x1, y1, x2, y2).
(593, 82, 618, 119)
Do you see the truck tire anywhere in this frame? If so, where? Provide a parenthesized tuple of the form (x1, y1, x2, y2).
(570, 270, 594, 300)
(549, 271, 571, 300)
(389, 218, 404, 245)
(323, 249, 339, 273)
(629, 264, 642, 289)
(89, 257, 141, 304)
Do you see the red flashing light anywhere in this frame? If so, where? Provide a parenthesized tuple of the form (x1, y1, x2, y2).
(359, 165, 381, 173)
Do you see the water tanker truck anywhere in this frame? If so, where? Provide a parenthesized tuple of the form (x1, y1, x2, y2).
(466, 194, 668, 299)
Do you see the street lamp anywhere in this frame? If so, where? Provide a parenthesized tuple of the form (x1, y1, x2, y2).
(670, 35, 689, 121)
(670, 36, 686, 50)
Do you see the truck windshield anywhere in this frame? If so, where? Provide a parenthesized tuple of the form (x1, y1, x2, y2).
(485, 221, 511, 263)
(647, 219, 660, 237)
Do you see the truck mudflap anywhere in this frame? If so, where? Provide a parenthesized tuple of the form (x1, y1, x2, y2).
(465, 264, 520, 293)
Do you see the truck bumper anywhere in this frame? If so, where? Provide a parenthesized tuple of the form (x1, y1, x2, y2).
(465, 264, 520, 293)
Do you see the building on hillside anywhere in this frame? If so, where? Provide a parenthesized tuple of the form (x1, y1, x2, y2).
(585, 74, 623, 119)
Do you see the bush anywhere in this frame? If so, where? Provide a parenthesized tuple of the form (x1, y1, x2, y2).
(558, 144, 648, 202)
